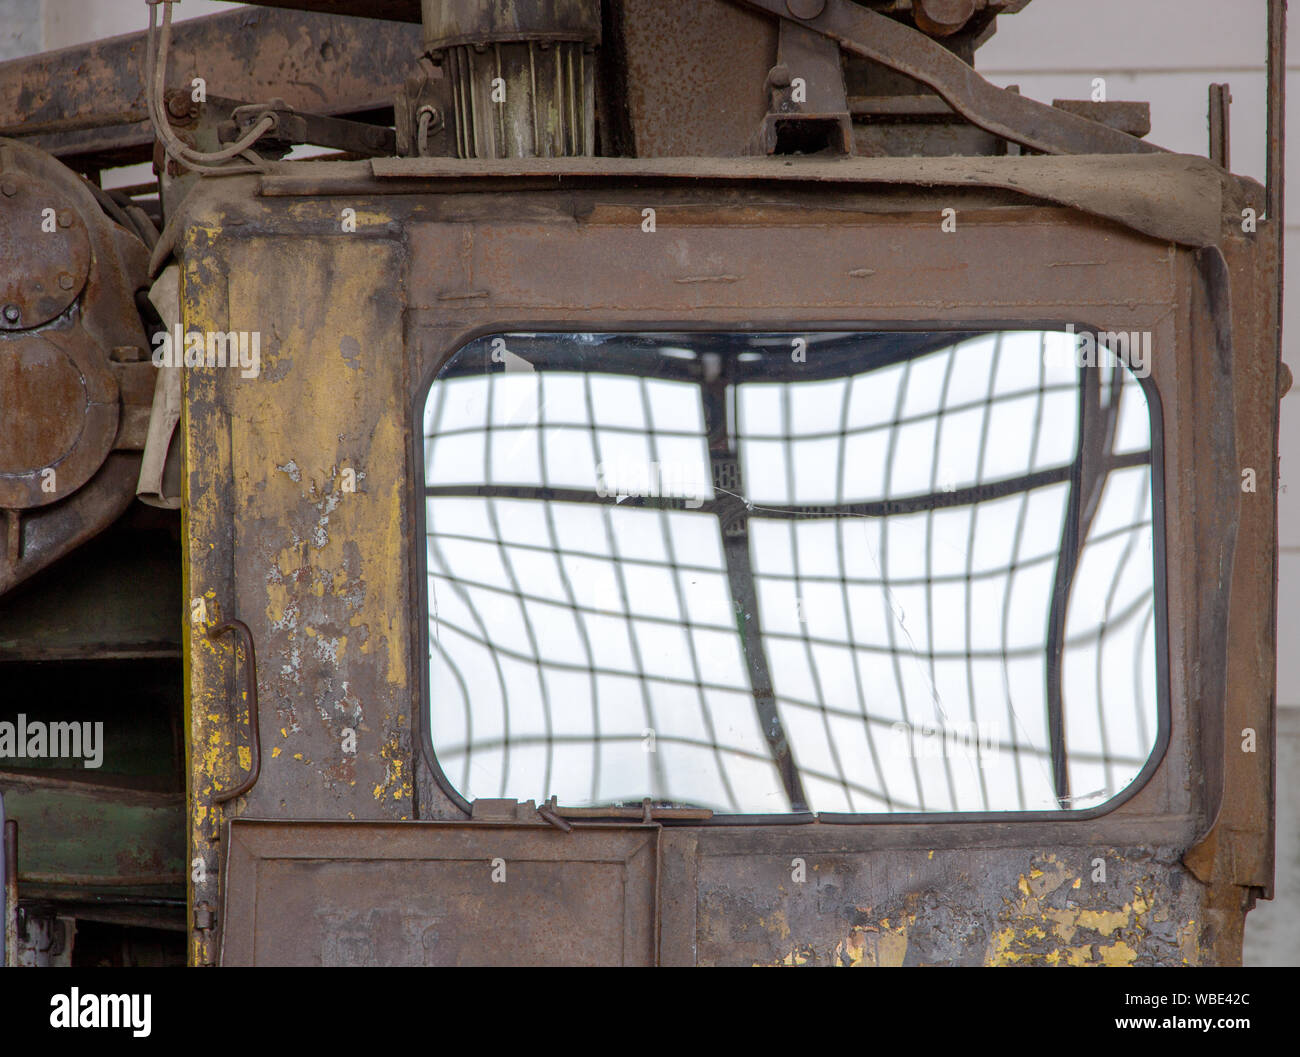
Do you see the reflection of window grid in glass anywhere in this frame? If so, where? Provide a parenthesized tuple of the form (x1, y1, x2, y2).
(423, 332, 1157, 815)
(425, 369, 787, 814)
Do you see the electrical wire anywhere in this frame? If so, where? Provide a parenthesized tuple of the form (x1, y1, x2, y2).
(145, 0, 273, 177)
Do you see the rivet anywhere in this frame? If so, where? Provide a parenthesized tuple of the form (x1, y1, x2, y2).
(2, 305, 19, 323)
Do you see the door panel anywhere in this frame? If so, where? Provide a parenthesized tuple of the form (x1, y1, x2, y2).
(220, 819, 698, 966)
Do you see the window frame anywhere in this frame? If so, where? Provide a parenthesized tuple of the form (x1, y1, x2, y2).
(411, 319, 1172, 826)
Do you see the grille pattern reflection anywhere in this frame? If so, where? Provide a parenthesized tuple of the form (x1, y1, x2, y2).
(423, 332, 1159, 815)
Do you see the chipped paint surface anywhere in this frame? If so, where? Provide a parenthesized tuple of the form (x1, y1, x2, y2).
(698, 848, 1211, 966)
(181, 204, 415, 963)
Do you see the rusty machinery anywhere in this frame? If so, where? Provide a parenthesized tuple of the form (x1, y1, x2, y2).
(0, 0, 1287, 967)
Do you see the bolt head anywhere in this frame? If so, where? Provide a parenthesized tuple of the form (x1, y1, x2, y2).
(914, 0, 977, 35)
(57, 209, 74, 228)
(1, 179, 17, 197)
(2, 305, 19, 323)
(57, 273, 75, 291)
(786, 0, 826, 18)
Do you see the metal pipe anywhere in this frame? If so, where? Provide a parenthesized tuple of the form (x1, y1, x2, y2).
(1267, 0, 1287, 227)
(3, 813, 17, 968)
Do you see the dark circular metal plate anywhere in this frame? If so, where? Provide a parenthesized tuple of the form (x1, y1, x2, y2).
(0, 173, 91, 331)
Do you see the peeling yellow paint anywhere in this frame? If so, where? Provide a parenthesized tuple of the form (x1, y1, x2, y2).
(834, 920, 910, 967)
(1098, 940, 1138, 966)
(372, 732, 413, 805)
(767, 947, 812, 966)
(1077, 907, 1130, 937)
(986, 858, 1178, 965)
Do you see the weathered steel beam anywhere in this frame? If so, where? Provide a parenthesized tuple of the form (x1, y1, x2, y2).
(0, 7, 421, 164)
(231, 0, 420, 20)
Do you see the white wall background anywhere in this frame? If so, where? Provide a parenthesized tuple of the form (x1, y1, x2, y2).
(0, 0, 1294, 964)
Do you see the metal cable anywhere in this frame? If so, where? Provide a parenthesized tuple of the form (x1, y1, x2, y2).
(146, 1, 272, 176)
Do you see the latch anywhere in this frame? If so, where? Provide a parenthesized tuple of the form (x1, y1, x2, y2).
(469, 797, 713, 830)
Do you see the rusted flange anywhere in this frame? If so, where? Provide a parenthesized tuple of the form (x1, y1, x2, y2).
(0, 173, 90, 331)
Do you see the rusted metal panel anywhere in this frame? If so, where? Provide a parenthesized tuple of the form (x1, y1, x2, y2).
(170, 163, 1277, 962)
(1182, 233, 1280, 903)
(657, 830, 700, 966)
(0, 773, 184, 901)
(402, 206, 1176, 315)
(694, 845, 1207, 965)
(617, 0, 777, 157)
(220, 820, 659, 965)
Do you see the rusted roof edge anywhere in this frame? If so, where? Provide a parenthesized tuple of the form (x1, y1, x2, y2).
(242, 153, 1263, 249)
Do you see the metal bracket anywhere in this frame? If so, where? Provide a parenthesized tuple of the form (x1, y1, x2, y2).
(194, 902, 215, 931)
(729, 0, 1161, 155)
(395, 56, 451, 158)
(754, 19, 853, 155)
(221, 99, 397, 157)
